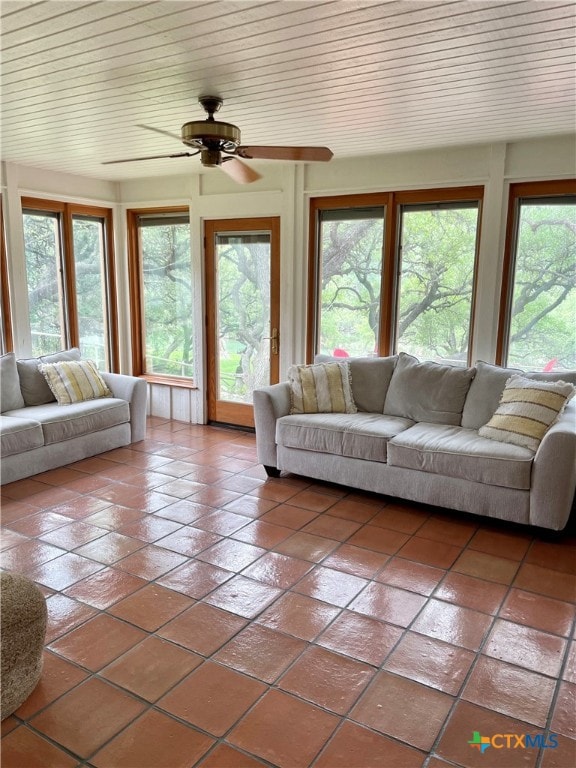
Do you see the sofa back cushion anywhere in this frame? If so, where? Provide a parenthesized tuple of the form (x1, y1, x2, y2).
(383, 352, 476, 425)
(17, 348, 82, 406)
(0, 353, 25, 412)
(461, 361, 576, 429)
(315, 354, 398, 412)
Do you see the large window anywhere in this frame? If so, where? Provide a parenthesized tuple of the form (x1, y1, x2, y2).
(309, 188, 482, 364)
(21, 199, 117, 368)
(128, 209, 193, 381)
(498, 181, 576, 371)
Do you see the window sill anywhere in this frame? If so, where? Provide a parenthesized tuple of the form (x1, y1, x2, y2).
(140, 374, 198, 389)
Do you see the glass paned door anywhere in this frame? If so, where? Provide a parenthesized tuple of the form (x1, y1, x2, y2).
(205, 218, 280, 427)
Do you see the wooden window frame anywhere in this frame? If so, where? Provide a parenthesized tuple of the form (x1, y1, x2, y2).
(127, 206, 195, 386)
(0, 196, 14, 352)
(307, 186, 484, 365)
(496, 179, 576, 366)
(21, 197, 118, 369)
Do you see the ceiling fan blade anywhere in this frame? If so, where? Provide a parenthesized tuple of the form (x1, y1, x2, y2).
(102, 151, 197, 165)
(220, 157, 262, 184)
(137, 124, 182, 142)
(237, 145, 333, 162)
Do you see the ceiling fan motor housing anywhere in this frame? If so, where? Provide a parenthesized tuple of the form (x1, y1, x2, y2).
(181, 120, 241, 152)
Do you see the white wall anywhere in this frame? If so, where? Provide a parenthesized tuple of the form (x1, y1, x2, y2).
(2, 134, 575, 422)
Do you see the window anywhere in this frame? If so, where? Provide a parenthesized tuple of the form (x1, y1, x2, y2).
(315, 206, 385, 357)
(309, 188, 483, 364)
(21, 199, 117, 368)
(396, 202, 480, 364)
(498, 181, 576, 371)
(128, 209, 193, 381)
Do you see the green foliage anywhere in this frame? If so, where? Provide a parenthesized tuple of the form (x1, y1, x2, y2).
(318, 202, 575, 369)
(319, 207, 478, 362)
(23, 213, 63, 355)
(508, 203, 575, 370)
(216, 239, 270, 401)
(24, 213, 111, 365)
(397, 207, 478, 362)
(141, 222, 193, 377)
(320, 218, 383, 356)
(72, 219, 107, 368)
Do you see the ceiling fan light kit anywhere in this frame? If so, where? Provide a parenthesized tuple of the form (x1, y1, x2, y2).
(103, 96, 333, 183)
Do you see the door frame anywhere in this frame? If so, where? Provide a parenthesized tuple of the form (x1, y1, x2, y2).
(204, 217, 281, 427)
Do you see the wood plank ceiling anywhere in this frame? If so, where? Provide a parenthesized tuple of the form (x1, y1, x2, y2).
(1, 0, 575, 181)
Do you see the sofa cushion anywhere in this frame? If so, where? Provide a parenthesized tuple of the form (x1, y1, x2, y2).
(5, 398, 130, 445)
(39, 360, 112, 405)
(478, 375, 575, 451)
(461, 361, 576, 430)
(17, 348, 82, 406)
(288, 362, 356, 414)
(383, 353, 476, 425)
(0, 415, 44, 458)
(315, 355, 398, 412)
(387, 422, 534, 490)
(0, 354, 25, 412)
(277, 412, 414, 463)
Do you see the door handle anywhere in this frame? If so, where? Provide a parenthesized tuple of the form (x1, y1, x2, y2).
(263, 328, 279, 354)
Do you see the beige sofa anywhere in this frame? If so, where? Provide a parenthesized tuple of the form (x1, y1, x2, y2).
(0, 349, 147, 485)
(254, 354, 576, 531)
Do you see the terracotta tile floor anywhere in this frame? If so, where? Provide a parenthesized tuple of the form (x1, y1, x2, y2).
(1, 418, 575, 768)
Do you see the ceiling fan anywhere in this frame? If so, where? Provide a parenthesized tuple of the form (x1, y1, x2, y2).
(103, 96, 333, 184)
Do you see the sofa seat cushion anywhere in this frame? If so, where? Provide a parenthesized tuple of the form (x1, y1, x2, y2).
(277, 412, 415, 463)
(0, 416, 44, 458)
(387, 423, 534, 490)
(5, 398, 130, 446)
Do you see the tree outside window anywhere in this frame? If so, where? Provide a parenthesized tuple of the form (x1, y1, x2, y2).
(131, 212, 193, 379)
(505, 197, 575, 371)
(21, 200, 116, 367)
(311, 190, 482, 364)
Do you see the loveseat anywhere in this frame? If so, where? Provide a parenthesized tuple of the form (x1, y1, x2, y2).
(254, 353, 576, 531)
(0, 349, 147, 485)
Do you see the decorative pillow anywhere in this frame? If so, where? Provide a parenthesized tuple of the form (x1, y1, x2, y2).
(478, 375, 575, 450)
(17, 348, 82, 406)
(315, 354, 398, 413)
(38, 360, 112, 405)
(461, 360, 576, 429)
(383, 352, 476, 425)
(288, 362, 357, 414)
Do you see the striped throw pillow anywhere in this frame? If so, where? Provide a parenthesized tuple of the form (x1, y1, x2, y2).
(288, 362, 357, 414)
(38, 360, 112, 405)
(478, 374, 574, 451)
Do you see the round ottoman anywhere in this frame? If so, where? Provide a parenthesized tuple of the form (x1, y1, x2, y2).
(1, 571, 47, 720)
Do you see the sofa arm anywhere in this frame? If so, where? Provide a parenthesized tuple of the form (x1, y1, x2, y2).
(102, 373, 148, 443)
(253, 382, 291, 469)
(530, 403, 576, 530)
